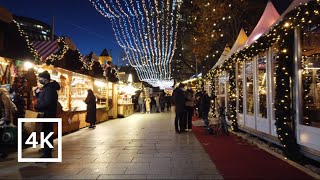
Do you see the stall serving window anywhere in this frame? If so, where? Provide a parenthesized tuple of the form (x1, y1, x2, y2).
(257, 52, 267, 118)
(219, 72, 226, 107)
(301, 24, 320, 127)
(94, 79, 108, 108)
(246, 60, 254, 115)
(71, 73, 93, 111)
(237, 62, 244, 113)
(37, 67, 70, 111)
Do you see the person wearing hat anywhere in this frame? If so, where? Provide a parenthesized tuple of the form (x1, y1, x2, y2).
(34, 70, 60, 158)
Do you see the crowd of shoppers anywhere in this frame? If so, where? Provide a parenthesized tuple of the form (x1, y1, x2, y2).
(137, 91, 172, 114)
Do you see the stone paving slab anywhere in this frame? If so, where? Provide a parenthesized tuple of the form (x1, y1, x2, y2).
(0, 111, 222, 179)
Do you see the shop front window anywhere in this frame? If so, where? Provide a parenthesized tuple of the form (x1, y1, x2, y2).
(272, 43, 280, 120)
(301, 25, 320, 127)
(258, 52, 267, 118)
(237, 62, 244, 113)
(246, 60, 254, 115)
(71, 74, 93, 111)
(219, 72, 226, 108)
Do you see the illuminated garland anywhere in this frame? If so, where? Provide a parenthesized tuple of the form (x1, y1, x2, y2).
(89, 0, 181, 87)
(12, 19, 41, 63)
(195, 78, 203, 92)
(301, 56, 312, 125)
(46, 37, 69, 64)
(227, 65, 238, 131)
(205, 0, 320, 160)
(210, 72, 217, 117)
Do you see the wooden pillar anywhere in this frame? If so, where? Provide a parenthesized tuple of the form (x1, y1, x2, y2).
(67, 71, 72, 111)
(112, 83, 118, 118)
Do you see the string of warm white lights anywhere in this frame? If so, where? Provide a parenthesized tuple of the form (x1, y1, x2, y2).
(89, 0, 181, 86)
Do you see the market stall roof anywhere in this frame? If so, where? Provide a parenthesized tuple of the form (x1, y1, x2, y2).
(31, 40, 60, 63)
(228, 28, 248, 58)
(270, 0, 311, 27)
(242, 1, 280, 48)
(100, 48, 109, 56)
(212, 28, 247, 70)
(211, 46, 230, 70)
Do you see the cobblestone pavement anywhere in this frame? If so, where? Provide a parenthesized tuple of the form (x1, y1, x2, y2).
(0, 111, 223, 179)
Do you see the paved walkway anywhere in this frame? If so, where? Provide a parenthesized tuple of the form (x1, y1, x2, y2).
(0, 111, 222, 179)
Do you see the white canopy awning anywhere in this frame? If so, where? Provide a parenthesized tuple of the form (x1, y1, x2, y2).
(242, 1, 280, 48)
(212, 46, 230, 70)
(212, 28, 247, 70)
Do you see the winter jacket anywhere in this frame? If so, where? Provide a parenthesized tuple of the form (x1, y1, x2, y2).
(174, 88, 186, 113)
(201, 94, 211, 113)
(85, 92, 96, 124)
(34, 81, 60, 118)
(185, 90, 195, 107)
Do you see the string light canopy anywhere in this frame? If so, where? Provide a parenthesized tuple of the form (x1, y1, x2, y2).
(89, 0, 182, 87)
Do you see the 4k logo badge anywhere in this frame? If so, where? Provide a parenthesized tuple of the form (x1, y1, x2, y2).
(18, 118, 62, 162)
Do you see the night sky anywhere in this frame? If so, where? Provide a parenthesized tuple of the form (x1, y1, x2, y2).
(0, 0, 123, 64)
(0, 0, 293, 66)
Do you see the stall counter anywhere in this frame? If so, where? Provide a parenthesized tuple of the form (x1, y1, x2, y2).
(117, 103, 134, 117)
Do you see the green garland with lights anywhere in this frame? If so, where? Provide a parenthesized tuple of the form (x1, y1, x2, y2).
(195, 78, 204, 92)
(301, 56, 312, 125)
(227, 65, 238, 131)
(204, 0, 320, 161)
(210, 71, 217, 117)
(13, 19, 41, 63)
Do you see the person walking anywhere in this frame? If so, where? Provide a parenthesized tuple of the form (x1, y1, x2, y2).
(195, 91, 203, 118)
(34, 70, 60, 158)
(173, 83, 186, 133)
(159, 92, 166, 112)
(151, 95, 156, 113)
(138, 92, 145, 113)
(201, 91, 211, 125)
(84, 89, 97, 129)
(155, 93, 160, 113)
(185, 87, 195, 131)
(145, 95, 151, 114)
(165, 93, 172, 111)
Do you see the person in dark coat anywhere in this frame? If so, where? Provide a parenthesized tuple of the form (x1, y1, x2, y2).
(165, 93, 172, 111)
(84, 89, 97, 128)
(159, 92, 166, 112)
(195, 91, 203, 118)
(201, 91, 211, 124)
(173, 83, 186, 133)
(34, 70, 60, 158)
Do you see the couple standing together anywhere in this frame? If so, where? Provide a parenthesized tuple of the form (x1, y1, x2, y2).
(173, 83, 194, 133)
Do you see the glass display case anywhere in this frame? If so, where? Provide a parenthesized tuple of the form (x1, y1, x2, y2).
(246, 60, 254, 115)
(237, 62, 244, 114)
(301, 25, 320, 127)
(257, 52, 267, 118)
(70, 73, 93, 111)
(93, 79, 108, 109)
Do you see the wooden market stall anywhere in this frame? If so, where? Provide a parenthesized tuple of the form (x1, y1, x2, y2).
(35, 64, 111, 134)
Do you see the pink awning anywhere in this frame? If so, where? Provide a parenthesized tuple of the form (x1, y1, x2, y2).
(32, 41, 60, 62)
(243, 1, 280, 48)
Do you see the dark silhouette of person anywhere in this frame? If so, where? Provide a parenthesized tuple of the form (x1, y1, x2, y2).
(84, 89, 97, 128)
(34, 70, 60, 158)
(173, 83, 186, 133)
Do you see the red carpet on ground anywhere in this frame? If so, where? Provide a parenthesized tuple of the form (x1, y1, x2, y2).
(192, 117, 314, 180)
